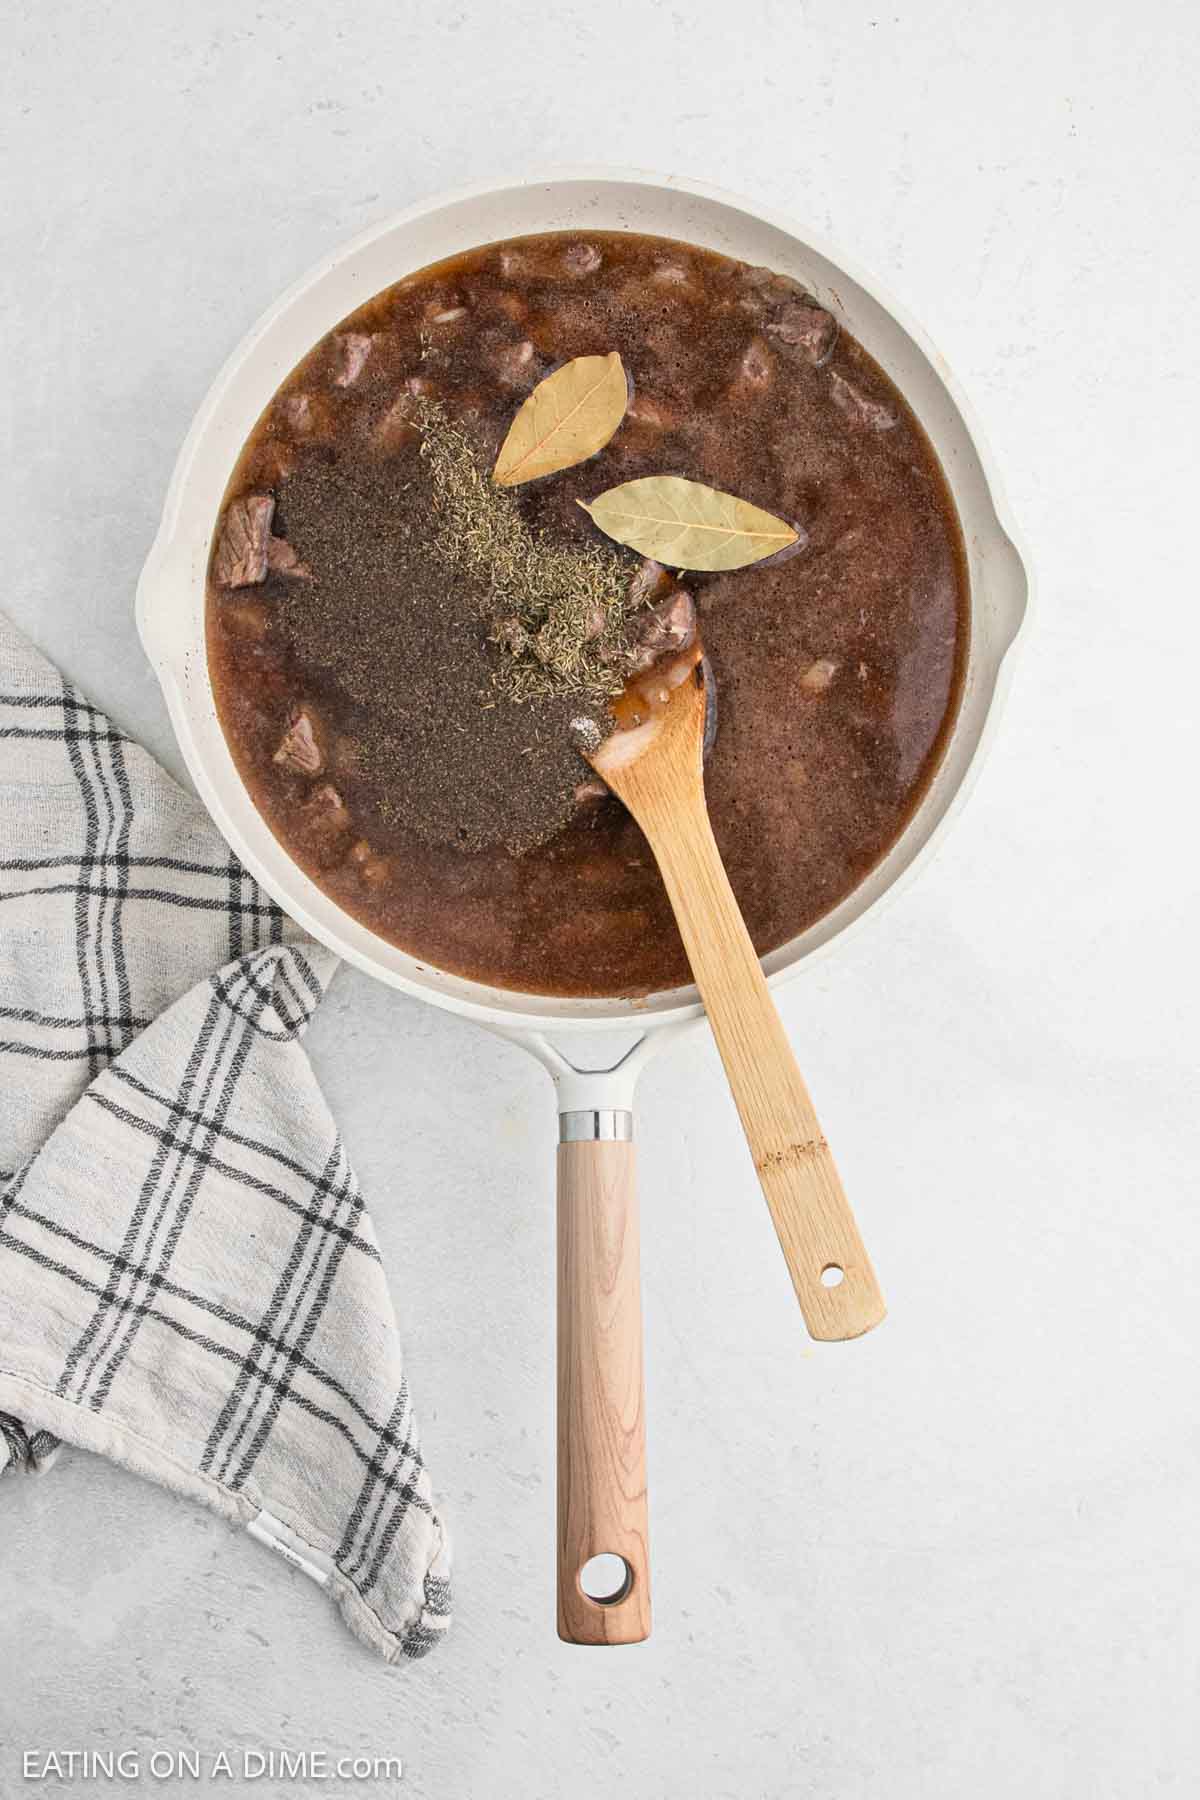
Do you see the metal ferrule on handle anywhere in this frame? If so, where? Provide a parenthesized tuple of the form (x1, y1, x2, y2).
(559, 1110, 634, 1142)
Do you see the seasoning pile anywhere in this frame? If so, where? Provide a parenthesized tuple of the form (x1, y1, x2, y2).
(276, 447, 596, 854)
(272, 347, 798, 856)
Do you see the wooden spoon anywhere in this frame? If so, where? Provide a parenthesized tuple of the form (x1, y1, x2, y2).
(588, 650, 886, 1343)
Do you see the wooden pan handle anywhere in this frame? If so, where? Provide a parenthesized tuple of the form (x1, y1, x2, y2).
(647, 796, 886, 1342)
(556, 1136, 651, 1644)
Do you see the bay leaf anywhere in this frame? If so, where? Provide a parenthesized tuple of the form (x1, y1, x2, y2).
(577, 476, 799, 571)
(492, 352, 628, 487)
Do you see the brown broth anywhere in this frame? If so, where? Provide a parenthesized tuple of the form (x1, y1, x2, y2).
(206, 231, 968, 997)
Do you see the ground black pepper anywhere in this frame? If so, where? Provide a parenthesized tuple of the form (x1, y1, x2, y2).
(275, 447, 601, 854)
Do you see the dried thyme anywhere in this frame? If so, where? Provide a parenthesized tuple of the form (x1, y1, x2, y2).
(413, 398, 645, 703)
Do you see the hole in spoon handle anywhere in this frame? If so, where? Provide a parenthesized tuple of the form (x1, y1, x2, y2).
(756, 1147, 886, 1340)
(579, 1552, 634, 1605)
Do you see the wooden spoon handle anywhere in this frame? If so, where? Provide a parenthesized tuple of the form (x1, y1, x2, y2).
(647, 798, 886, 1341)
(556, 1138, 651, 1643)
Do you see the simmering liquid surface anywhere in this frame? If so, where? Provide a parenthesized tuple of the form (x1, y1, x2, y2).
(206, 231, 968, 996)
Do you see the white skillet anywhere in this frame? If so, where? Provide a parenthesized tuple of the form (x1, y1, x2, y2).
(136, 169, 1031, 1644)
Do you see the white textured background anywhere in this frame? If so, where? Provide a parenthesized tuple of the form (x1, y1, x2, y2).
(2, 2, 1197, 1796)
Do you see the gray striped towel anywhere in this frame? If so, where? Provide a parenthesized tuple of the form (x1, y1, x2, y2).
(0, 612, 450, 1662)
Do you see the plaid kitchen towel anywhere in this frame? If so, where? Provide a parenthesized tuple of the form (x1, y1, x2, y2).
(0, 612, 450, 1662)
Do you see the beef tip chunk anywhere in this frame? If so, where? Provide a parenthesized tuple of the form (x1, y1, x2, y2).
(213, 494, 274, 587)
(741, 266, 837, 364)
(245, 437, 297, 486)
(273, 707, 324, 776)
(373, 375, 437, 452)
(348, 839, 390, 886)
(623, 394, 682, 451)
(493, 616, 531, 656)
(736, 336, 774, 391)
(627, 558, 675, 611)
(830, 373, 898, 431)
(283, 392, 337, 440)
(373, 400, 420, 454)
(284, 393, 315, 431)
(799, 657, 839, 694)
(627, 394, 679, 431)
(574, 776, 610, 807)
(742, 264, 809, 308)
(266, 535, 310, 578)
(575, 601, 607, 644)
(626, 589, 697, 675)
(492, 338, 537, 386)
(563, 241, 602, 276)
(333, 332, 373, 387)
(767, 299, 838, 366)
(301, 783, 351, 867)
(308, 782, 344, 813)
